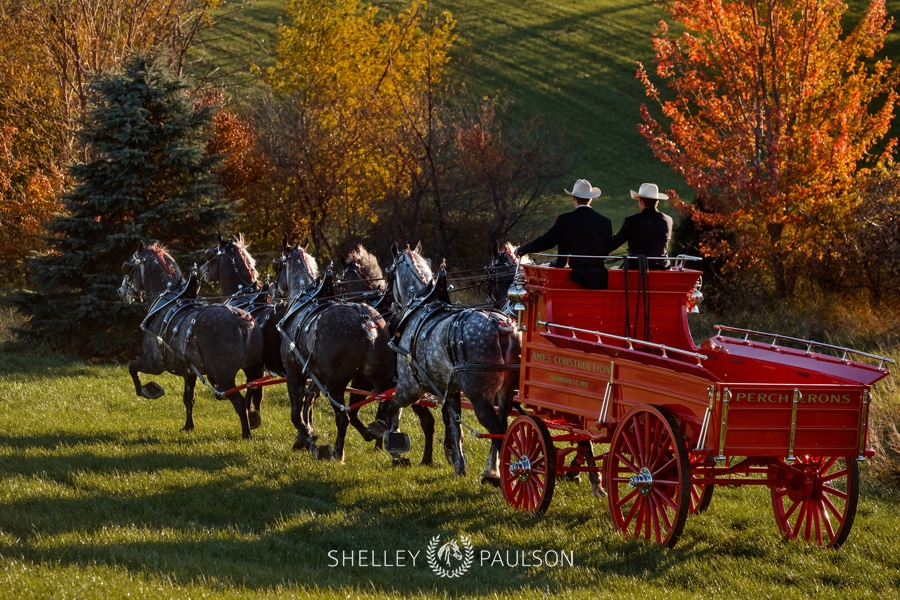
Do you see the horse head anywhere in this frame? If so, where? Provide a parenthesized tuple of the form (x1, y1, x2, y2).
(388, 242, 433, 309)
(484, 241, 523, 308)
(338, 244, 385, 301)
(118, 241, 182, 304)
(271, 234, 319, 301)
(200, 233, 259, 295)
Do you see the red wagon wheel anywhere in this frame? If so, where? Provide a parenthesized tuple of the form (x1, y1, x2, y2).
(769, 455, 859, 548)
(607, 405, 691, 548)
(689, 455, 713, 515)
(500, 415, 557, 514)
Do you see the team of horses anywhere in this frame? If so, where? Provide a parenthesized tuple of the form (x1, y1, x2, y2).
(118, 235, 521, 484)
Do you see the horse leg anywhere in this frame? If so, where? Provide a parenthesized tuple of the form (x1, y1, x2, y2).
(130, 356, 165, 399)
(287, 374, 316, 453)
(376, 398, 411, 467)
(469, 394, 506, 487)
(244, 365, 265, 430)
(347, 374, 376, 443)
(411, 403, 435, 466)
(219, 375, 252, 440)
(442, 392, 467, 477)
(582, 442, 605, 498)
(328, 386, 350, 463)
(181, 374, 197, 432)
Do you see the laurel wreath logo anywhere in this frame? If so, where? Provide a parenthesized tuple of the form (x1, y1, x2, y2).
(426, 534, 474, 578)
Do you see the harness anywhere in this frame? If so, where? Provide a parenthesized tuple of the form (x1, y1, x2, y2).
(141, 275, 253, 398)
(390, 302, 519, 403)
(276, 271, 373, 414)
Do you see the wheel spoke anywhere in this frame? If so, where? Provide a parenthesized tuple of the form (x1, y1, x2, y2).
(608, 406, 689, 547)
(500, 416, 556, 515)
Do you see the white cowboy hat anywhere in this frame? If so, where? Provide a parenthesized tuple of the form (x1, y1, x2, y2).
(565, 179, 602, 199)
(630, 182, 669, 201)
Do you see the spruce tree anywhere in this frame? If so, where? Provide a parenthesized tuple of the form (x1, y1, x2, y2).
(14, 53, 232, 359)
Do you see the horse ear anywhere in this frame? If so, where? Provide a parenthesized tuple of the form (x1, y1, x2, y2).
(218, 233, 224, 244)
(391, 242, 400, 257)
(339, 253, 347, 267)
(137, 240, 145, 253)
(492, 240, 500, 255)
(414, 241, 422, 254)
(282, 233, 290, 250)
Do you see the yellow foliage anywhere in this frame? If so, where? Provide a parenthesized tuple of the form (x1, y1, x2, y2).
(261, 0, 456, 252)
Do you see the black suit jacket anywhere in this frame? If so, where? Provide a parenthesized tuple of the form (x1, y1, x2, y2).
(610, 207, 674, 269)
(518, 205, 613, 288)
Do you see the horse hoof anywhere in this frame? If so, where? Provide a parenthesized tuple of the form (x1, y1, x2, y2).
(139, 382, 165, 399)
(391, 455, 411, 467)
(248, 411, 262, 430)
(592, 483, 607, 499)
(316, 445, 332, 461)
(367, 420, 389, 438)
(565, 472, 582, 484)
(481, 475, 501, 487)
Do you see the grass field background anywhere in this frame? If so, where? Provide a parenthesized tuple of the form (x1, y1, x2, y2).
(1, 352, 900, 598)
(4, 1, 900, 597)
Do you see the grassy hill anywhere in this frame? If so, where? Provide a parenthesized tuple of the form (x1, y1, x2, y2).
(200, 0, 900, 230)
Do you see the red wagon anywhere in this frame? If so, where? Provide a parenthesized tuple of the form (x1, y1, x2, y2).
(500, 260, 893, 548)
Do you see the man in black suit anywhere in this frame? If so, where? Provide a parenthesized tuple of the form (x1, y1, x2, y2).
(610, 182, 674, 270)
(515, 178, 613, 289)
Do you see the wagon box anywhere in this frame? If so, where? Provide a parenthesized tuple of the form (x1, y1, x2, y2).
(502, 260, 894, 549)
(709, 383, 870, 459)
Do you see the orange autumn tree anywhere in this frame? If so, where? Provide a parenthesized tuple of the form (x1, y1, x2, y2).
(0, 127, 64, 284)
(637, 0, 900, 299)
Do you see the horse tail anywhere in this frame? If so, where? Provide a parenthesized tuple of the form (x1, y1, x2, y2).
(223, 304, 256, 329)
(361, 318, 378, 343)
(495, 315, 522, 370)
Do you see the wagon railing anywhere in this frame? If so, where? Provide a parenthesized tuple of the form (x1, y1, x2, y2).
(713, 325, 895, 370)
(538, 320, 708, 365)
(524, 253, 704, 271)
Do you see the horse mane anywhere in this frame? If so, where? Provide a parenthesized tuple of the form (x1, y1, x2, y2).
(503, 241, 531, 265)
(148, 243, 181, 279)
(347, 244, 384, 287)
(298, 246, 319, 280)
(230, 234, 258, 283)
(405, 245, 433, 283)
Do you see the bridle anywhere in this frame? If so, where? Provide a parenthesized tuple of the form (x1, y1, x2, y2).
(340, 258, 378, 292)
(200, 240, 258, 293)
(118, 247, 182, 305)
(387, 248, 431, 310)
(119, 254, 146, 303)
(271, 246, 318, 301)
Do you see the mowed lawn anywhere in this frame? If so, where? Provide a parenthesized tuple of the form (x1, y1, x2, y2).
(1, 353, 899, 598)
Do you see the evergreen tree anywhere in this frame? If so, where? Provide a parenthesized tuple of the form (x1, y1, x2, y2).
(14, 53, 232, 359)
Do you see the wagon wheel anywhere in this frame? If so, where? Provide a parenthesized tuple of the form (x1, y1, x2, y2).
(500, 415, 557, 514)
(607, 405, 690, 548)
(689, 455, 713, 515)
(769, 456, 859, 549)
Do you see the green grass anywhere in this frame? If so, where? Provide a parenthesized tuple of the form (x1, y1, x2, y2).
(2, 352, 900, 598)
